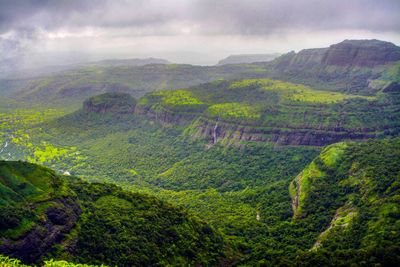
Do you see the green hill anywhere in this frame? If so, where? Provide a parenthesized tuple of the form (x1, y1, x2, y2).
(137, 78, 400, 146)
(0, 161, 226, 266)
(284, 138, 400, 266)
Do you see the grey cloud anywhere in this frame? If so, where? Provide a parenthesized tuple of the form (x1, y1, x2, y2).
(0, 0, 399, 68)
(191, 0, 400, 35)
(1, 0, 399, 36)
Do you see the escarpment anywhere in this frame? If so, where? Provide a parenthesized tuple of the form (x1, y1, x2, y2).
(134, 77, 399, 147)
(184, 117, 376, 146)
(275, 39, 400, 70)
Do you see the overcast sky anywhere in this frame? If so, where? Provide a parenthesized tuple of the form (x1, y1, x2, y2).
(1, 0, 399, 67)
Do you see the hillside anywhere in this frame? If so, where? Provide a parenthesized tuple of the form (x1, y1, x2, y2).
(2, 139, 399, 266)
(136, 78, 400, 146)
(0, 161, 226, 266)
(284, 138, 400, 266)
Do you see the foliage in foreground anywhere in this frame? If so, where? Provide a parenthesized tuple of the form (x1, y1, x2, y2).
(0, 255, 105, 267)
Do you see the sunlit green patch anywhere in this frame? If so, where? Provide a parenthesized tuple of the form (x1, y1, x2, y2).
(29, 142, 76, 164)
(151, 90, 204, 106)
(229, 78, 374, 103)
(320, 142, 347, 168)
(207, 103, 261, 120)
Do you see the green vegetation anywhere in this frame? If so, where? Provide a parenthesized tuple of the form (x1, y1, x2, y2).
(207, 102, 260, 120)
(230, 78, 371, 103)
(138, 77, 400, 146)
(1, 46, 399, 266)
(83, 92, 137, 114)
(0, 254, 106, 267)
(0, 161, 226, 266)
(2, 91, 400, 265)
(158, 89, 204, 105)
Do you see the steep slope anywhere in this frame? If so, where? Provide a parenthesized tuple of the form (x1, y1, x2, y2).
(136, 78, 400, 146)
(286, 138, 400, 265)
(0, 161, 226, 266)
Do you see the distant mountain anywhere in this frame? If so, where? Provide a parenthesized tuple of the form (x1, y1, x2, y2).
(0, 57, 171, 80)
(217, 53, 280, 65)
(269, 39, 400, 95)
(82, 57, 170, 67)
(274, 39, 400, 70)
(4, 39, 400, 108)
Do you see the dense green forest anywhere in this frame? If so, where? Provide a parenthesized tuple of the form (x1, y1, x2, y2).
(0, 161, 227, 266)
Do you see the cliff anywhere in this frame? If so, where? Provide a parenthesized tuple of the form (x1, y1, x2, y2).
(274, 39, 400, 70)
(83, 92, 137, 114)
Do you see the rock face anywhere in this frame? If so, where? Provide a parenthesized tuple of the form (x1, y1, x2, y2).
(189, 118, 375, 146)
(275, 39, 400, 70)
(217, 53, 280, 65)
(275, 48, 328, 70)
(136, 106, 377, 146)
(83, 92, 137, 114)
(0, 197, 82, 264)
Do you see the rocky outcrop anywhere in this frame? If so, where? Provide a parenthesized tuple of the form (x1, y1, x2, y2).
(135, 104, 196, 125)
(275, 48, 328, 70)
(83, 92, 137, 114)
(0, 197, 81, 264)
(322, 40, 400, 67)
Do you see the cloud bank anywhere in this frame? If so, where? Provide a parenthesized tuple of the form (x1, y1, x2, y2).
(0, 0, 399, 66)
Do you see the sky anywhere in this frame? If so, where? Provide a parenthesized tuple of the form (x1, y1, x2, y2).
(0, 0, 399, 67)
